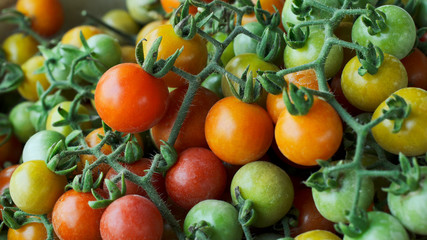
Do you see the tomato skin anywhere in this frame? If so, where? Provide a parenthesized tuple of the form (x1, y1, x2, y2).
(400, 48, 427, 91)
(206, 32, 235, 67)
(205, 96, 274, 165)
(61, 25, 104, 48)
(275, 97, 343, 166)
(166, 147, 227, 210)
(2, 33, 39, 65)
(18, 55, 50, 101)
(230, 161, 294, 228)
(22, 130, 65, 163)
(183, 200, 243, 240)
(95, 63, 169, 133)
(371, 87, 427, 156)
(352, 5, 416, 60)
(9, 160, 67, 215)
(341, 53, 408, 112)
(0, 165, 19, 218)
(52, 190, 105, 240)
(102, 9, 140, 42)
(78, 128, 112, 176)
(160, 0, 198, 15)
(343, 211, 409, 240)
(295, 230, 341, 240)
(151, 86, 219, 153)
(0, 135, 22, 165)
(7, 222, 49, 240)
(143, 24, 208, 88)
(16, 0, 63, 36)
(9, 101, 36, 143)
(100, 195, 163, 240)
(127, 0, 165, 24)
(45, 101, 92, 136)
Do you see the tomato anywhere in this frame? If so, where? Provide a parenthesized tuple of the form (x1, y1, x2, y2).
(295, 230, 341, 240)
(52, 190, 105, 240)
(61, 25, 104, 48)
(151, 86, 219, 153)
(343, 211, 409, 240)
(275, 97, 343, 166)
(136, 20, 169, 45)
(7, 222, 49, 240)
(102, 9, 140, 43)
(9, 160, 67, 215)
(166, 147, 227, 210)
(291, 188, 335, 237)
(230, 161, 294, 228)
(0, 134, 22, 165)
(207, 32, 235, 67)
(95, 63, 169, 133)
(201, 73, 223, 98)
(9, 101, 36, 142)
(183, 199, 243, 240)
(126, 0, 165, 24)
(22, 130, 65, 163)
(312, 164, 375, 223)
(2, 33, 38, 65)
(352, 5, 416, 60)
(252, 0, 284, 15)
(121, 45, 137, 63)
(18, 55, 50, 101)
(0, 165, 18, 216)
(29, 93, 67, 131)
(341, 53, 408, 112)
(414, 0, 427, 28)
(330, 75, 364, 116)
(284, 29, 343, 79)
(143, 24, 208, 88)
(100, 195, 163, 240)
(400, 48, 427, 91)
(160, 0, 198, 15)
(221, 53, 280, 107)
(104, 158, 166, 199)
(205, 96, 274, 165)
(16, 0, 63, 36)
(371, 87, 427, 156)
(45, 101, 92, 136)
(334, 21, 356, 69)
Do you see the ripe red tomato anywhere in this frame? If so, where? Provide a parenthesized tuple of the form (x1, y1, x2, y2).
(95, 63, 169, 133)
(400, 48, 427, 91)
(100, 195, 163, 240)
(52, 190, 105, 240)
(205, 96, 274, 165)
(151, 86, 219, 153)
(166, 147, 227, 210)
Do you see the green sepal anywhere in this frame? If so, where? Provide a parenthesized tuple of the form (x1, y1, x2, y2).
(284, 24, 309, 49)
(383, 153, 421, 195)
(256, 71, 284, 95)
(1, 208, 23, 230)
(256, 27, 281, 63)
(0, 113, 12, 146)
(282, 82, 314, 116)
(123, 140, 143, 164)
(66, 162, 104, 193)
(46, 139, 79, 175)
(0, 60, 24, 93)
(234, 186, 256, 227)
(89, 173, 126, 209)
(171, 0, 197, 40)
(304, 170, 338, 192)
(335, 208, 369, 238)
(0, 188, 14, 208)
(382, 94, 411, 133)
(361, 4, 387, 36)
(156, 141, 178, 174)
(291, 0, 312, 21)
(187, 220, 213, 240)
(356, 42, 384, 76)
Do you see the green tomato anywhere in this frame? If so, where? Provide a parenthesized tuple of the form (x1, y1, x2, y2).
(102, 9, 140, 41)
(414, 0, 427, 28)
(45, 101, 91, 136)
(9, 101, 36, 142)
(183, 200, 243, 240)
(126, 0, 165, 24)
(22, 130, 65, 163)
(202, 73, 223, 98)
(230, 161, 294, 228)
(207, 32, 235, 67)
(29, 93, 67, 131)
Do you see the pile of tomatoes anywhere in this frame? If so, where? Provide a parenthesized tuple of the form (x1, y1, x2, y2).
(1, 0, 427, 239)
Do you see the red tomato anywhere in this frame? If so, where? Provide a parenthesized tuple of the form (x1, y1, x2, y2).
(400, 48, 427, 91)
(52, 190, 105, 240)
(151, 86, 219, 153)
(205, 96, 274, 165)
(95, 63, 169, 133)
(0, 135, 22, 166)
(165, 147, 227, 210)
(100, 195, 163, 240)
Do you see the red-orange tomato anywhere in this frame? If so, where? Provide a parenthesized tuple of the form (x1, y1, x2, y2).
(0, 165, 18, 220)
(95, 63, 169, 133)
(401, 48, 427, 91)
(151, 86, 219, 153)
(143, 24, 208, 88)
(275, 97, 343, 166)
(0, 135, 22, 166)
(205, 96, 274, 165)
(16, 0, 64, 36)
(52, 190, 105, 240)
(161, 0, 198, 14)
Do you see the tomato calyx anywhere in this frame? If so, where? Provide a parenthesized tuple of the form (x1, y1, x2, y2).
(383, 153, 421, 195)
(89, 174, 126, 209)
(226, 68, 262, 103)
(66, 163, 104, 193)
(377, 94, 411, 133)
(355, 41, 384, 76)
(234, 186, 256, 227)
(0, 114, 13, 146)
(46, 139, 79, 175)
(156, 140, 178, 175)
(186, 220, 214, 240)
(253, 1, 281, 29)
(256, 27, 282, 62)
(171, 0, 197, 40)
(282, 82, 314, 115)
(256, 71, 284, 94)
(284, 23, 310, 49)
(0, 59, 24, 94)
(361, 4, 387, 35)
(335, 208, 369, 238)
(291, 0, 312, 21)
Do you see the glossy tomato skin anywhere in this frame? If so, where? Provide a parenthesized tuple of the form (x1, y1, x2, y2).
(100, 195, 163, 240)
(9, 101, 36, 143)
(400, 48, 427, 91)
(205, 96, 274, 165)
(16, 0, 63, 36)
(9, 160, 67, 215)
(341, 53, 408, 112)
(295, 230, 341, 240)
(343, 211, 409, 240)
(18, 55, 50, 101)
(151, 86, 219, 153)
(183, 200, 243, 240)
(352, 5, 416, 60)
(143, 24, 208, 88)
(230, 161, 294, 228)
(101, 9, 140, 42)
(52, 190, 105, 240)
(61, 25, 104, 48)
(2, 33, 39, 65)
(166, 147, 227, 210)
(45, 101, 92, 136)
(275, 97, 343, 166)
(371, 87, 427, 156)
(22, 130, 65, 163)
(95, 63, 169, 133)
(160, 0, 198, 14)
(7, 222, 49, 240)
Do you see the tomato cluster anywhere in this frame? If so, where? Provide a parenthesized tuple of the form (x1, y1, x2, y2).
(1, 0, 427, 239)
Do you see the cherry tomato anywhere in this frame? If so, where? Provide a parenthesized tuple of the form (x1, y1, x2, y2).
(330, 75, 364, 116)
(102, 9, 140, 42)
(230, 161, 294, 228)
(7, 222, 49, 240)
(295, 230, 341, 240)
(121, 45, 137, 63)
(61, 25, 104, 48)
(166, 147, 227, 210)
(2, 33, 38, 65)
(45, 101, 92, 136)
(126, 0, 165, 24)
(151, 86, 219, 153)
(341, 53, 408, 112)
(160, 0, 198, 15)
(9, 101, 36, 142)
(143, 24, 208, 88)
(9, 160, 67, 215)
(0, 134, 22, 165)
(52, 190, 105, 240)
(206, 31, 235, 66)
(400, 48, 427, 91)
(275, 97, 343, 166)
(95, 63, 169, 133)
(371, 87, 427, 156)
(22, 130, 65, 163)
(205, 96, 274, 165)
(136, 20, 169, 45)
(18, 55, 50, 101)
(100, 195, 163, 240)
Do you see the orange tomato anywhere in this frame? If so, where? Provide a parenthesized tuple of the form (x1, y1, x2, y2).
(61, 25, 103, 48)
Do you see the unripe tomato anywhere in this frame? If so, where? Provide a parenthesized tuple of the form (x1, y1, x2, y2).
(45, 101, 92, 136)
(61, 25, 103, 48)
